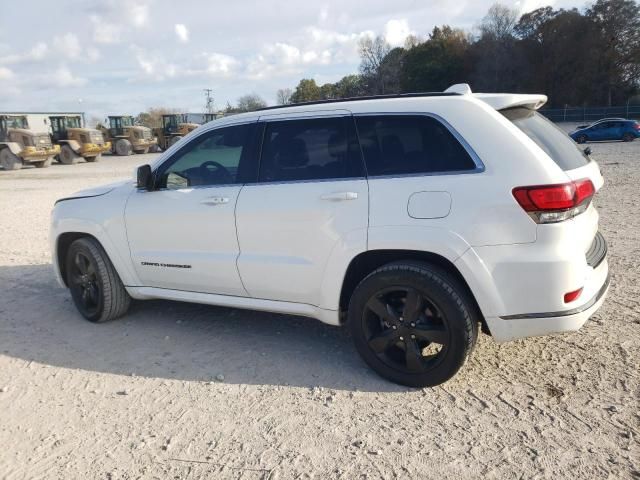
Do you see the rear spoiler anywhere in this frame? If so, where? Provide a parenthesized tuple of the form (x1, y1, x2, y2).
(444, 84, 547, 111)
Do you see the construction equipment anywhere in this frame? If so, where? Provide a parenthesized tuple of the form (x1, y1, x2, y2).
(153, 114, 201, 151)
(0, 115, 60, 170)
(49, 115, 111, 164)
(99, 116, 157, 156)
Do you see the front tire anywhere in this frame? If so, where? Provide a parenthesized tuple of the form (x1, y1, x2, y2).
(60, 144, 81, 164)
(348, 262, 478, 387)
(0, 148, 23, 170)
(622, 133, 635, 142)
(115, 138, 132, 156)
(85, 154, 101, 162)
(66, 237, 131, 323)
(576, 134, 588, 144)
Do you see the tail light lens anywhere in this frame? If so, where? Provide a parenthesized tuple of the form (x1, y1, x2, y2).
(513, 179, 595, 223)
(633, 123, 640, 130)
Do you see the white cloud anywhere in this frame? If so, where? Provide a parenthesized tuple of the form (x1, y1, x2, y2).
(91, 16, 123, 44)
(0, 67, 14, 80)
(203, 53, 239, 77)
(129, 3, 150, 27)
(51, 66, 87, 88)
(175, 24, 189, 43)
(53, 33, 82, 59)
(384, 19, 414, 47)
(0, 42, 48, 65)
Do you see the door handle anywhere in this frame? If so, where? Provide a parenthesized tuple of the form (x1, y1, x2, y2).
(201, 196, 229, 205)
(320, 192, 358, 201)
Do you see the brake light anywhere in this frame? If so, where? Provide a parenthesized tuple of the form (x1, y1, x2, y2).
(634, 123, 640, 130)
(564, 287, 583, 303)
(513, 179, 595, 223)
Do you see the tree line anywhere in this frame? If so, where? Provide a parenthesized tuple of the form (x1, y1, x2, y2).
(278, 0, 640, 108)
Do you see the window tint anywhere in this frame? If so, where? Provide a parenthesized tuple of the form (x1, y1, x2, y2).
(258, 117, 363, 182)
(502, 107, 590, 171)
(355, 115, 477, 176)
(157, 123, 255, 189)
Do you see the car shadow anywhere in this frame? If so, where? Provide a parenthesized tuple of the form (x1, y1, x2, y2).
(0, 264, 408, 392)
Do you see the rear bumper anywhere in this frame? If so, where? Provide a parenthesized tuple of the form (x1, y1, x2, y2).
(485, 268, 609, 342)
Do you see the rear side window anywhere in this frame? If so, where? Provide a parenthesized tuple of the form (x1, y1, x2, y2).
(258, 117, 363, 182)
(502, 107, 590, 171)
(355, 115, 477, 177)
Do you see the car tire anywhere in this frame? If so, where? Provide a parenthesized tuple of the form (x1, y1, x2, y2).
(622, 133, 634, 142)
(0, 148, 23, 170)
(576, 135, 588, 144)
(66, 237, 131, 323)
(348, 261, 478, 387)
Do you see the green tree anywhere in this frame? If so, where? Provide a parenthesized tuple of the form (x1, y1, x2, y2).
(401, 26, 469, 92)
(290, 78, 321, 103)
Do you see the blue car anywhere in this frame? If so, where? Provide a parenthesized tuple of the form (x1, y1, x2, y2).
(570, 118, 640, 143)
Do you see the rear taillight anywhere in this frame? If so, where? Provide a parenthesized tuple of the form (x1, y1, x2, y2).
(634, 123, 640, 130)
(513, 179, 595, 224)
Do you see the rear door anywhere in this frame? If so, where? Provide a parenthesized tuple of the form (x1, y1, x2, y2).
(235, 112, 368, 307)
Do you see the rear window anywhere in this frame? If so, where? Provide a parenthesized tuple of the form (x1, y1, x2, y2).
(501, 107, 590, 171)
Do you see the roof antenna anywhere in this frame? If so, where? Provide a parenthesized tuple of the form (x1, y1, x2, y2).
(444, 84, 472, 95)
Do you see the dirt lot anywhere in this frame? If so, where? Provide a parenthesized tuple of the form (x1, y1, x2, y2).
(0, 140, 638, 479)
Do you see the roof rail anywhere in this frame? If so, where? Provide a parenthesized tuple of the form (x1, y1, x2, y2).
(257, 92, 460, 112)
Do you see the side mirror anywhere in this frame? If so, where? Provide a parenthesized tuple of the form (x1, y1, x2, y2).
(136, 164, 154, 190)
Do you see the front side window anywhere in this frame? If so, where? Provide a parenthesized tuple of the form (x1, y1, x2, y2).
(157, 123, 255, 189)
(355, 115, 477, 176)
(258, 117, 363, 182)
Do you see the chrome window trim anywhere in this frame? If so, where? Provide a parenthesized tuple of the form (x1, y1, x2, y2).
(243, 176, 367, 188)
(353, 111, 485, 177)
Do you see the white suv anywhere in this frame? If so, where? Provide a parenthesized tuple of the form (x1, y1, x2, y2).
(50, 85, 609, 387)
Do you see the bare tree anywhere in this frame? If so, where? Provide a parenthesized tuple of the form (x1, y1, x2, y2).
(235, 94, 267, 112)
(276, 88, 293, 105)
(358, 35, 391, 94)
(480, 3, 519, 40)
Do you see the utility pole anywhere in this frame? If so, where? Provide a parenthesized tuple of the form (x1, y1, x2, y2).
(203, 89, 214, 114)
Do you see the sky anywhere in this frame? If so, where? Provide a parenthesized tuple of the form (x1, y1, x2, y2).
(0, 0, 586, 121)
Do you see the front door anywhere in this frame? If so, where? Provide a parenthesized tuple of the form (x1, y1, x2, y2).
(125, 122, 258, 296)
(235, 113, 368, 308)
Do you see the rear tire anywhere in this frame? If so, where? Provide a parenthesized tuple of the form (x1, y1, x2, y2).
(348, 262, 478, 387)
(0, 148, 23, 170)
(622, 133, 635, 142)
(85, 154, 101, 162)
(33, 158, 53, 168)
(115, 139, 132, 156)
(60, 144, 81, 164)
(66, 237, 131, 323)
(134, 147, 149, 154)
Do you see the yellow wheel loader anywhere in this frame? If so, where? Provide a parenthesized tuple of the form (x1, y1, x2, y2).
(0, 115, 60, 170)
(49, 116, 111, 164)
(153, 114, 200, 151)
(99, 116, 157, 156)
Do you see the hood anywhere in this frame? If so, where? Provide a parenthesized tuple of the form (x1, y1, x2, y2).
(55, 179, 130, 204)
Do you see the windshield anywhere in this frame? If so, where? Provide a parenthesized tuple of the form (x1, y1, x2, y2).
(122, 117, 133, 127)
(7, 116, 28, 129)
(501, 107, 590, 171)
(67, 116, 81, 128)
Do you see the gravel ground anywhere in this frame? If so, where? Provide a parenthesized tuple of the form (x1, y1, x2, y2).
(0, 139, 638, 479)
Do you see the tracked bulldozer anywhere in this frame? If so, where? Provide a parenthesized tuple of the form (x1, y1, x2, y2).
(49, 115, 111, 164)
(0, 115, 60, 170)
(99, 116, 157, 156)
